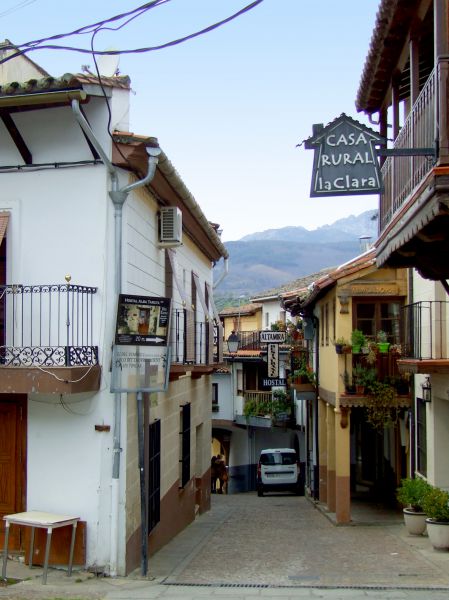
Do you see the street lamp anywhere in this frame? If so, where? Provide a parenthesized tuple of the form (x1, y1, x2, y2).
(227, 330, 240, 354)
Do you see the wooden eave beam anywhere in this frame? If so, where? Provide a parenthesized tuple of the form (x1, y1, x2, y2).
(0, 109, 32, 164)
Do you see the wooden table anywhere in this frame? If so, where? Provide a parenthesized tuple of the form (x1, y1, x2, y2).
(2, 511, 79, 584)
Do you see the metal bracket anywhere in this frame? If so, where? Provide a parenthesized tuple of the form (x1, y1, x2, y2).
(376, 145, 437, 163)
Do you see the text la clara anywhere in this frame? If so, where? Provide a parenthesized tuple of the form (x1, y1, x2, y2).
(316, 174, 378, 191)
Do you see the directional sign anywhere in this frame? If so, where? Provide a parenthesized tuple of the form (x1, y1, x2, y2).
(260, 331, 286, 343)
(115, 294, 171, 346)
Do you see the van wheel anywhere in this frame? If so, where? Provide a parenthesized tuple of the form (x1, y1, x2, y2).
(257, 486, 264, 497)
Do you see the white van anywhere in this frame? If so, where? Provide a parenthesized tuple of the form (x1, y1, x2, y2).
(257, 448, 300, 496)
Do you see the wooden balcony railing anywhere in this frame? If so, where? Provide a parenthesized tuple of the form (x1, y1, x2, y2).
(379, 61, 443, 233)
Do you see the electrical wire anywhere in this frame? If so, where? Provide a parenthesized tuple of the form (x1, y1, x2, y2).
(36, 363, 96, 383)
(0, 1, 263, 65)
(0, 0, 37, 19)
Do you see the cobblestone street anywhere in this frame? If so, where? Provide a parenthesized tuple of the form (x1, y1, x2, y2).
(155, 493, 449, 589)
(2, 492, 449, 600)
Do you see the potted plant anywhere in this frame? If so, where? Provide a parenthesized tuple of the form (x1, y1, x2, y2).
(365, 381, 398, 430)
(352, 363, 367, 394)
(396, 477, 431, 535)
(334, 336, 350, 354)
(422, 486, 449, 549)
(351, 329, 366, 354)
(376, 330, 390, 353)
(271, 389, 291, 423)
(365, 340, 378, 364)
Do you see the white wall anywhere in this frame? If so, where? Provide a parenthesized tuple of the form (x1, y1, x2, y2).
(255, 298, 288, 329)
(411, 272, 449, 489)
(0, 83, 218, 575)
(212, 371, 233, 421)
(27, 392, 114, 569)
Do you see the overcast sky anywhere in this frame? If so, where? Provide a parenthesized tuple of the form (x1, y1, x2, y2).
(2, 0, 380, 241)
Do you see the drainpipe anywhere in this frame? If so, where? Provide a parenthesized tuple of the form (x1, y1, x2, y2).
(71, 99, 160, 576)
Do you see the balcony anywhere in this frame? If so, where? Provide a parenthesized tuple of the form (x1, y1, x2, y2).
(0, 283, 100, 393)
(223, 330, 294, 357)
(379, 66, 437, 234)
(377, 58, 449, 280)
(234, 390, 294, 428)
(397, 301, 449, 374)
(169, 308, 223, 380)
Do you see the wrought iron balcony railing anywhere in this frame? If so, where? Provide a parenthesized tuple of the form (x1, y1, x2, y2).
(402, 301, 449, 360)
(379, 59, 446, 233)
(170, 308, 221, 365)
(0, 283, 98, 367)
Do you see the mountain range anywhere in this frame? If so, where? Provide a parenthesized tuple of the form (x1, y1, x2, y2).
(214, 209, 378, 298)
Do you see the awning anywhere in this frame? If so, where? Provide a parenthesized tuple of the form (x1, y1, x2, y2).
(0, 212, 10, 246)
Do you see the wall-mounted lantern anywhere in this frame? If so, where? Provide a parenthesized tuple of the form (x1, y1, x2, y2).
(421, 376, 432, 403)
(227, 331, 240, 354)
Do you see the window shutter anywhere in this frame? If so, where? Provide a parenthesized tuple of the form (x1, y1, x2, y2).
(193, 273, 214, 364)
(167, 249, 195, 362)
(206, 282, 223, 363)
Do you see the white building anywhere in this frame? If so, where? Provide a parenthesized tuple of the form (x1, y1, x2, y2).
(0, 45, 228, 576)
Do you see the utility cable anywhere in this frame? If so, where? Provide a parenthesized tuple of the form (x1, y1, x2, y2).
(0, 1, 263, 65)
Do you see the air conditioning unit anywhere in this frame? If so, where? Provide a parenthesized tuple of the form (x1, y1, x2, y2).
(158, 207, 182, 246)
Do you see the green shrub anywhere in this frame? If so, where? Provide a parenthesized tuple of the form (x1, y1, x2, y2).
(422, 486, 449, 522)
(351, 329, 366, 348)
(396, 477, 431, 512)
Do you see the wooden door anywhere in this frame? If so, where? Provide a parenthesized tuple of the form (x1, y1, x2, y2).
(0, 397, 26, 550)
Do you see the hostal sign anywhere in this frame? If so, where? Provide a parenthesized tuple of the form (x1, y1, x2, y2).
(305, 113, 384, 197)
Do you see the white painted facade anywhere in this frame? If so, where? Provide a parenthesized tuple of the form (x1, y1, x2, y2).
(410, 272, 449, 491)
(0, 65, 224, 575)
(250, 295, 289, 330)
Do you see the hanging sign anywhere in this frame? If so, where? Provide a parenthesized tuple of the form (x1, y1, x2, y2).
(267, 343, 279, 378)
(260, 331, 286, 343)
(304, 113, 384, 197)
(111, 345, 171, 393)
(115, 294, 171, 346)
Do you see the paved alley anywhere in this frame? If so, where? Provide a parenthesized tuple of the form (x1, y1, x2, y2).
(2, 492, 449, 599)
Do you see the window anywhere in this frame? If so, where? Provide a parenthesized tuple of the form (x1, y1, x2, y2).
(416, 399, 427, 477)
(320, 305, 324, 346)
(353, 299, 402, 343)
(148, 420, 161, 533)
(180, 403, 191, 487)
(332, 298, 336, 342)
(212, 383, 219, 412)
(166, 250, 194, 363)
(265, 312, 269, 328)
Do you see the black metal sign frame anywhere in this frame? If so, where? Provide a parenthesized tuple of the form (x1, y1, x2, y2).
(305, 113, 384, 197)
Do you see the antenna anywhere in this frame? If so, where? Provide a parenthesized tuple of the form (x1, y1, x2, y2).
(96, 49, 120, 77)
